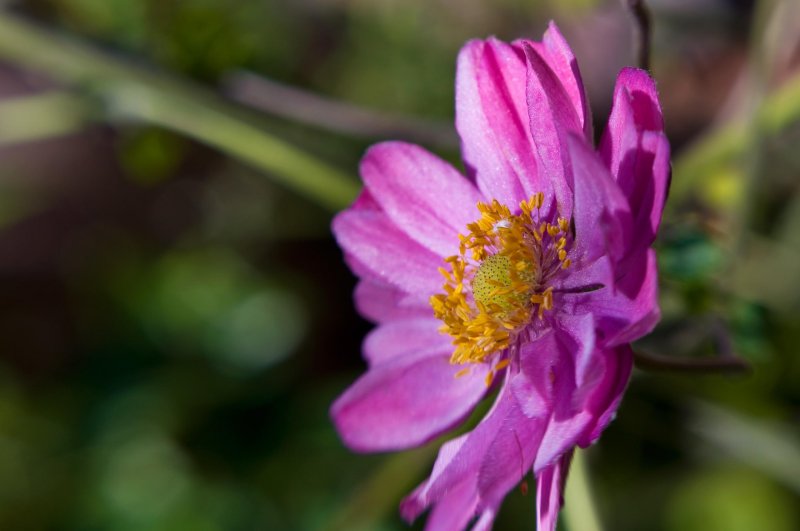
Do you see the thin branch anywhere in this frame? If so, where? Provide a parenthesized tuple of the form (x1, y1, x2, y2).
(0, 13, 359, 212)
(633, 350, 752, 374)
(225, 71, 459, 151)
(623, 0, 652, 71)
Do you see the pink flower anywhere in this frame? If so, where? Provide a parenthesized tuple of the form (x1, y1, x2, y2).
(331, 22, 670, 531)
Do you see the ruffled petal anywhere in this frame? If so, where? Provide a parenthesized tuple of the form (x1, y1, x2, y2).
(563, 248, 660, 348)
(529, 21, 592, 138)
(567, 132, 633, 269)
(401, 434, 469, 522)
(361, 141, 483, 257)
(535, 450, 574, 531)
(534, 315, 631, 470)
(333, 207, 443, 300)
(455, 38, 538, 206)
(404, 331, 571, 524)
(403, 378, 546, 523)
(331, 354, 489, 452)
(522, 42, 584, 218)
(363, 317, 451, 366)
(600, 68, 671, 251)
(578, 345, 633, 446)
(423, 479, 479, 531)
(400, 326, 633, 529)
(531, 324, 591, 471)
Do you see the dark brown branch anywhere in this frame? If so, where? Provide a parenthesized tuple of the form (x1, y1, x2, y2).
(633, 350, 752, 374)
(623, 0, 652, 71)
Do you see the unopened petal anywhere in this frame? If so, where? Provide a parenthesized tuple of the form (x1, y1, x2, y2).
(600, 68, 671, 251)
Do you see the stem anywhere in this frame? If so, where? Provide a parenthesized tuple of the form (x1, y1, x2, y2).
(226, 71, 458, 151)
(0, 92, 91, 143)
(0, 13, 359, 212)
(563, 449, 603, 531)
(633, 350, 752, 374)
(623, 0, 652, 71)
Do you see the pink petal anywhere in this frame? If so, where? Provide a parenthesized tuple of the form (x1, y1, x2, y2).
(423, 479, 479, 531)
(522, 42, 584, 218)
(536, 450, 574, 531)
(600, 68, 671, 250)
(331, 354, 489, 452)
(363, 317, 451, 366)
(404, 381, 545, 521)
(401, 329, 633, 527)
(471, 509, 498, 531)
(407, 331, 571, 521)
(333, 207, 443, 300)
(353, 279, 430, 324)
(455, 38, 537, 206)
(361, 142, 483, 257)
(531, 326, 594, 471)
(563, 249, 660, 348)
(530, 21, 593, 138)
(401, 435, 469, 522)
(533, 318, 630, 470)
(567, 132, 632, 268)
(578, 345, 633, 446)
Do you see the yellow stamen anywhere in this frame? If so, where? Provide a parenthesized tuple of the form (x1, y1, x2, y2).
(431, 195, 573, 366)
(454, 367, 471, 379)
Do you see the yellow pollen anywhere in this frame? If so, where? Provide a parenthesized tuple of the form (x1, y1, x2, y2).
(454, 367, 471, 379)
(494, 359, 511, 371)
(430, 195, 573, 366)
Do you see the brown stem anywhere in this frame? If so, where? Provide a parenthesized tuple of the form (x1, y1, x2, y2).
(623, 0, 652, 71)
(633, 350, 752, 374)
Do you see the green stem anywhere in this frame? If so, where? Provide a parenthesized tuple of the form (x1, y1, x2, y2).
(563, 449, 603, 531)
(0, 13, 359, 212)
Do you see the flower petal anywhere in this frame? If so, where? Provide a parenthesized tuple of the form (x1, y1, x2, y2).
(455, 38, 537, 206)
(568, 132, 633, 268)
(536, 450, 574, 531)
(403, 380, 546, 521)
(361, 141, 483, 257)
(600, 68, 671, 250)
(423, 478, 479, 531)
(563, 248, 660, 348)
(533, 316, 631, 470)
(363, 317, 451, 366)
(529, 21, 592, 138)
(331, 354, 488, 452)
(522, 42, 584, 217)
(353, 279, 430, 324)
(333, 207, 443, 300)
(578, 345, 633, 446)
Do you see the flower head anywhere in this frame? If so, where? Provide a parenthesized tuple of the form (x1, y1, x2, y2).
(331, 22, 670, 531)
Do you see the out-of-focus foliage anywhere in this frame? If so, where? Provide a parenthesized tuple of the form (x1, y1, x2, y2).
(0, 0, 797, 530)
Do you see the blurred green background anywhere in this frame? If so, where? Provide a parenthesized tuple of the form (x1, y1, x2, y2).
(0, 0, 797, 530)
